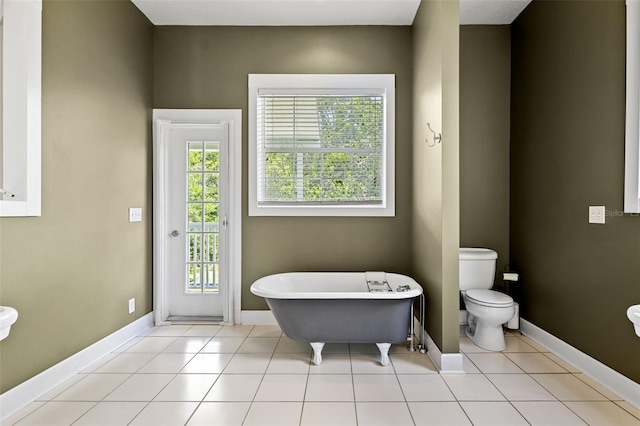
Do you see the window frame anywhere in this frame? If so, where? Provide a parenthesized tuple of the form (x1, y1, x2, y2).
(0, 0, 42, 217)
(248, 74, 395, 217)
(625, 0, 640, 213)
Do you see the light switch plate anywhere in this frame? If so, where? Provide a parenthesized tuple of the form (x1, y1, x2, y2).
(588, 206, 605, 224)
(129, 208, 142, 222)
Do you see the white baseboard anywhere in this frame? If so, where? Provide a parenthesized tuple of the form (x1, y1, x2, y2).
(413, 318, 464, 373)
(241, 310, 278, 325)
(0, 312, 154, 420)
(521, 319, 640, 409)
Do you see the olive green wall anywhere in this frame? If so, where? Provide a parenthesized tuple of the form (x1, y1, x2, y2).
(511, 0, 640, 382)
(0, 0, 153, 393)
(411, 0, 460, 354)
(460, 26, 511, 284)
(153, 26, 414, 310)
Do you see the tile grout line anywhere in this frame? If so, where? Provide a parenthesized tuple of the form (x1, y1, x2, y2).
(221, 324, 257, 426)
(463, 332, 548, 426)
(348, 346, 360, 426)
(393, 360, 419, 426)
(117, 325, 195, 426)
(11, 325, 637, 426)
(111, 324, 213, 425)
(61, 325, 192, 426)
(477, 359, 531, 425)
(467, 329, 637, 426)
(180, 323, 223, 426)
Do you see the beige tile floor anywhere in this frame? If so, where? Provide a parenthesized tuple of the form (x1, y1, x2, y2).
(3, 325, 640, 425)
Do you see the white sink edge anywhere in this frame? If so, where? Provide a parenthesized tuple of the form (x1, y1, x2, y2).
(627, 305, 640, 337)
(0, 306, 19, 341)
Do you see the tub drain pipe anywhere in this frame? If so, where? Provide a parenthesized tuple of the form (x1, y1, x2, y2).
(418, 293, 427, 354)
(408, 301, 417, 352)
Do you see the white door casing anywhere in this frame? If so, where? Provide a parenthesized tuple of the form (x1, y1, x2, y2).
(153, 109, 242, 325)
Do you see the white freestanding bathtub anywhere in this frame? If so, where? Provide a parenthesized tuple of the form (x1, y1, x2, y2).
(250, 272, 423, 366)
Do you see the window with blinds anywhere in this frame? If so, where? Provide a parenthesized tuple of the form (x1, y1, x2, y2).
(257, 94, 383, 206)
(249, 74, 395, 217)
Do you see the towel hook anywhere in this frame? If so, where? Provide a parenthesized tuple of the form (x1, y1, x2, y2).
(425, 123, 442, 147)
(0, 188, 15, 198)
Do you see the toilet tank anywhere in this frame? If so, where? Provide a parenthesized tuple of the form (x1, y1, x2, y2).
(459, 248, 498, 291)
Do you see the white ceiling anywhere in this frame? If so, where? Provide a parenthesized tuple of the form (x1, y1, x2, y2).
(131, 0, 532, 26)
(460, 0, 531, 25)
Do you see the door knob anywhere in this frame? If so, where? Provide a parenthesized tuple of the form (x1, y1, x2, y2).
(170, 230, 180, 237)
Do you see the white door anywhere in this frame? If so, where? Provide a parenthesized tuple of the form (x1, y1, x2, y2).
(167, 125, 228, 319)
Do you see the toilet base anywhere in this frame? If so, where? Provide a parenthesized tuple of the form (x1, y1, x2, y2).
(465, 314, 506, 351)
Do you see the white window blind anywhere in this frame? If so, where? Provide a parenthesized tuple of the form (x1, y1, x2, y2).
(249, 74, 395, 217)
(257, 92, 385, 206)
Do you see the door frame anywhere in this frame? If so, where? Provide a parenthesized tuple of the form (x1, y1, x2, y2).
(153, 109, 242, 325)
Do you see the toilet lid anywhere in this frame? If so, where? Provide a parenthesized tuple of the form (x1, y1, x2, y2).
(465, 289, 513, 307)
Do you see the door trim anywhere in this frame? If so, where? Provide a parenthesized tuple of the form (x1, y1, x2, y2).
(153, 109, 242, 325)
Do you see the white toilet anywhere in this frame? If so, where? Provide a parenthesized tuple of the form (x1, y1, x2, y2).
(460, 248, 514, 351)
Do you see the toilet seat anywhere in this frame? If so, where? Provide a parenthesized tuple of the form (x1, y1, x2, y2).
(465, 289, 513, 307)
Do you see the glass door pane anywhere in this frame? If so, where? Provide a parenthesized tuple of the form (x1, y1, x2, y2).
(186, 141, 220, 294)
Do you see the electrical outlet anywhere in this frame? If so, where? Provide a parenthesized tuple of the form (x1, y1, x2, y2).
(129, 208, 142, 222)
(128, 298, 135, 314)
(588, 206, 606, 224)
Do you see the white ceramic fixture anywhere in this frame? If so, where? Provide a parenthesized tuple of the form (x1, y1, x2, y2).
(460, 248, 515, 351)
(627, 305, 640, 337)
(0, 306, 18, 341)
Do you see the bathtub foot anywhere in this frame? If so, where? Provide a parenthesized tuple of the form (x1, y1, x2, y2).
(310, 342, 325, 365)
(376, 343, 391, 366)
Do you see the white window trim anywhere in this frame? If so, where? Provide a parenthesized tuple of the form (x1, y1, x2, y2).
(625, 0, 640, 213)
(248, 74, 395, 217)
(0, 0, 42, 217)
